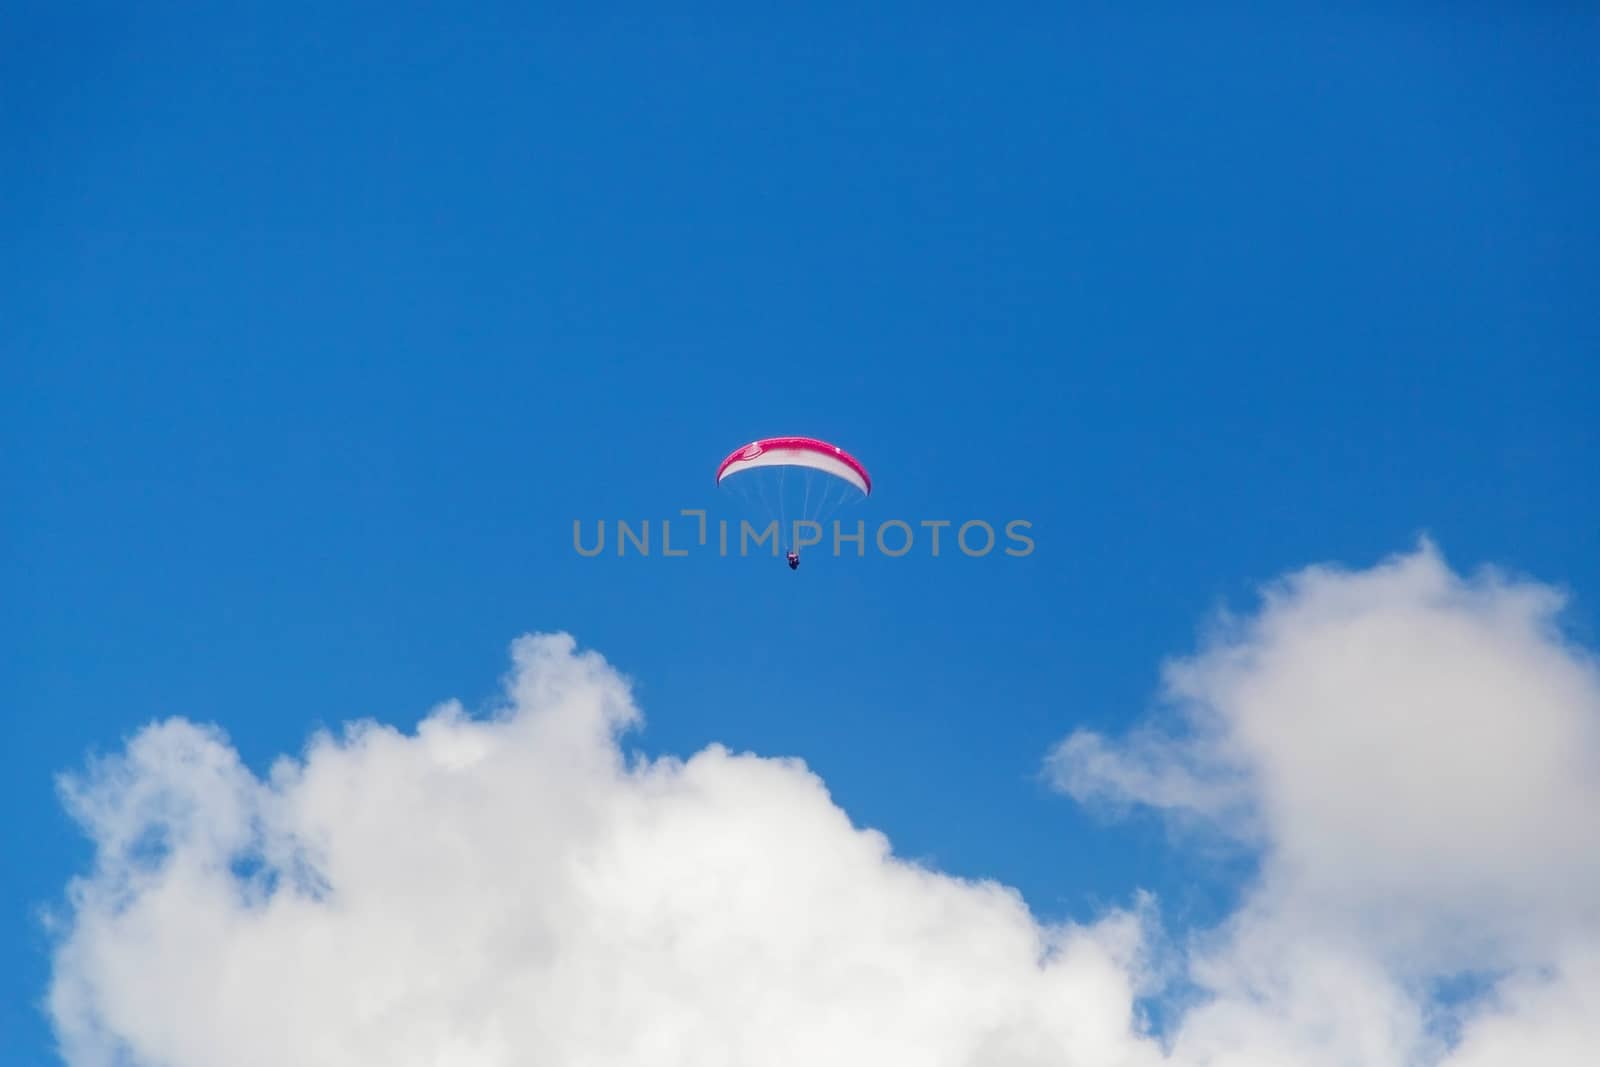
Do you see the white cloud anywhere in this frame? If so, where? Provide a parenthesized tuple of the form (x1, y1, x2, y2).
(44, 542, 1600, 1066)
(1050, 539, 1600, 1065)
(47, 634, 1165, 1067)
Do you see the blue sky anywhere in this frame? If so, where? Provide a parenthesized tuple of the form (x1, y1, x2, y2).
(5, 7, 1598, 1065)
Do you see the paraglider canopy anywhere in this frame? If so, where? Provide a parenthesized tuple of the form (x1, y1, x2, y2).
(715, 436, 872, 495)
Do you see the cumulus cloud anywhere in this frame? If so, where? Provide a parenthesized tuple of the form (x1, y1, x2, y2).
(43, 541, 1600, 1066)
(47, 634, 1165, 1067)
(1050, 539, 1600, 1065)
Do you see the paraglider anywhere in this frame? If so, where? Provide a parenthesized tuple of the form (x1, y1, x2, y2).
(716, 436, 871, 570)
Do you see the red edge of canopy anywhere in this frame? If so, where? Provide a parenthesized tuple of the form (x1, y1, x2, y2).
(716, 436, 873, 495)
